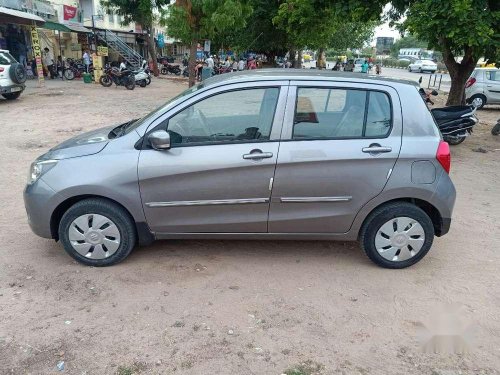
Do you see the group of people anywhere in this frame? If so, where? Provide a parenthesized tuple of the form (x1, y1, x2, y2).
(194, 55, 259, 80)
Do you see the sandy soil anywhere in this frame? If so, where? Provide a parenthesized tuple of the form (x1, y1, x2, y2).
(0, 77, 499, 375)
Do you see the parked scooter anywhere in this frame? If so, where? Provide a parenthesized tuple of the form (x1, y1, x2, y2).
(420, 89, 478, 145)
(132, 60, 151, 87)
(99, 64, 136, 90)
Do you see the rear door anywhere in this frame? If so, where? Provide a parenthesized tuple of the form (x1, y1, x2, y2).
(268, 81, 402, 234)
(484, 70, 500, 103)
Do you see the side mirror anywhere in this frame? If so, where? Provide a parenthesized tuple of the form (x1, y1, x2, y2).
(148, 130, 171, 150)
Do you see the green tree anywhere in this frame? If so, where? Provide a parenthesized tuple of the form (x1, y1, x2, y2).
(162, 0, 252, 86)
(273, 0, 377, 68)
(229, 0, 288, 61)
(398, 0, 500, 105)
(101, 0, 170, 76)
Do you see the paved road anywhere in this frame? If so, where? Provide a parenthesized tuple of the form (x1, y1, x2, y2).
(305, 61, 451, 92)
(381, 67, 451, 92)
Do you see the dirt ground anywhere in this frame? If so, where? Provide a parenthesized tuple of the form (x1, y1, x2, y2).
(0, 76, 499, 375)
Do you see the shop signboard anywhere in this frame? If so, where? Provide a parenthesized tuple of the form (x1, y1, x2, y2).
(30, 25, 44, 86)
(97, 46, 108, 56)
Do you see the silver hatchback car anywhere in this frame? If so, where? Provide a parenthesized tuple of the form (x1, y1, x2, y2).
(24, 70, 456, 269)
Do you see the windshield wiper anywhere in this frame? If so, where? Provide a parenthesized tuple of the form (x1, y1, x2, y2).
(108, 119, 138, 139)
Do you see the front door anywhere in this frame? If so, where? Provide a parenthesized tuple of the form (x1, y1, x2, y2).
(139, 84, 286, 233)
(268, 83, 402, 234)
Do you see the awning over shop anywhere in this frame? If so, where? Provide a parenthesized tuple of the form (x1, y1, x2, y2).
(0, 6, 45, 25)
(41, 21, 71, 32)
(65, 24, 91, 34)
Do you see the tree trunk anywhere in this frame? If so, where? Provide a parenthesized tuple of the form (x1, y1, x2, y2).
(318, 47, 325, 70)
(296, 49, 302, 69)
(289, 48, 296, 68)
(147, 30, 159, 77)
(441, 39, 477, 106)
(188, 39, 197, 87)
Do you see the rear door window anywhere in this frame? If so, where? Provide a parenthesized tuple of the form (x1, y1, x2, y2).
(293, 88, 392, 139)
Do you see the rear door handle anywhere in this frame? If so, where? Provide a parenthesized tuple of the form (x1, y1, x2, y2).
(362, 144, 392, 154)
(243, 151, 273, 160)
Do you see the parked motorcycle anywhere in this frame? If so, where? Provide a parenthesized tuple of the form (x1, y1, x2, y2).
(492, 119, 500, 136)
(160, 62, 182, 75)
(421, 89, 478, 145)
(99, 65, 136, 90)
(64, 58, 93, 80)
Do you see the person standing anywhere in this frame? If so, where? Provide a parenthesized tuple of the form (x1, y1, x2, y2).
(83, 50, 91, 73)
(238, 57, 245, 71)
(232, 59, 238, 72)
(205, 55, 214, 74)
(361, 60, 369, 74)
(43, 47, 55, 79)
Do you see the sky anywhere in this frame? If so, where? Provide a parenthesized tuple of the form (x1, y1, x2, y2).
(370, 4, 404, 46)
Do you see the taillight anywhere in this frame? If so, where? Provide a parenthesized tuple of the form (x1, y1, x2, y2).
(465, 77, 476, 88)
(0, 67, 4, 72)
(436, 141, 451, 174)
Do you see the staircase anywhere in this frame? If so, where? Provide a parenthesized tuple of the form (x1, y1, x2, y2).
(95, 29, 143, 68)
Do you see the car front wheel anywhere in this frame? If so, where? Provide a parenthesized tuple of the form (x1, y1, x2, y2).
(360, 202, 434, 269)
(58, 198, 137, 266)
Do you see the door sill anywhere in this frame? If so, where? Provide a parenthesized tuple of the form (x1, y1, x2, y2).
(154, 232, 354, 241)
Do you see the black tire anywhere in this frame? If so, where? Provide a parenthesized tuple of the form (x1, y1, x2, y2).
(58, 198, 137, 266)
(160, 67, 168, 75)
(445, 135, 466, 145)
(359, 202, 434, 269)
(9, 63, 27, 84)
(492, 122, 500, 136)
(146, 77, 151, 85)
(468, 94, 486, 109)
(125, 77, 135, 90)
(2, 92, 21, 100)
(139, 80, 147, 88)
(174, 69, 181, 76)
(99, 75, 112, 87)
(64, 69, 75, 80)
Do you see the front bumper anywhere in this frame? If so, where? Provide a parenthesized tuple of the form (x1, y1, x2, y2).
(0, 83, 25, 94)
(24, 178, 57, 239)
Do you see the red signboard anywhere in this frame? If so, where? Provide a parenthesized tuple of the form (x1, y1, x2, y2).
(63, 5, 77, 20)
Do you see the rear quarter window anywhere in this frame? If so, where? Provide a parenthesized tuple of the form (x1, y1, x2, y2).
(0, 52, 15, 65)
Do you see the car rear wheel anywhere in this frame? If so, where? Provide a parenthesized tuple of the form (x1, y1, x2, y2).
(360, 202, 434, 269)
(2, 92, 21, 100)
(58, 198, 136, 266)
(469, 94, 486, 109)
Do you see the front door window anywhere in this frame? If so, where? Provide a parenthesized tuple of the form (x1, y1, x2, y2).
(165, 88, 280, 146)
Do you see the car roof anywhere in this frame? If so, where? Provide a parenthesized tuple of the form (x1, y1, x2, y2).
(202, 68, 419, 88)
(0, 49, 10, 53)
(474, 67, 498, 70)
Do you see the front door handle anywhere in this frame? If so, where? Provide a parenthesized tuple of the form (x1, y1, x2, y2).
(243, 150, 273, 160)
(362, 144, 392, 154)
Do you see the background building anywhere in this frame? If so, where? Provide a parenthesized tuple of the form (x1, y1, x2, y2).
(375, 36, 394, 55)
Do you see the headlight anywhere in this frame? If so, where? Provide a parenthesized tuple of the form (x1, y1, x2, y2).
(27, 160, 58, 185)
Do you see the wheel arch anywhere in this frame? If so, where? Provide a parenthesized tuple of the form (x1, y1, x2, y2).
(50, 194, 154, 245)
(358, 197, 444, 238)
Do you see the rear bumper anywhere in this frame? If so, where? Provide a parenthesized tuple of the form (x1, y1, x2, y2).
(0, 83, 25, 94)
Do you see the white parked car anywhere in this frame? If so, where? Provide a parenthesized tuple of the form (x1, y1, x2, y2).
(465, 67, 500, 109)
(408, 59, 437, 73)
(0, 49, 26, 100)
(353, 58, 365, 73)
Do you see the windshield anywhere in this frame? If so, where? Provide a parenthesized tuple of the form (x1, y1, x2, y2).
(119, 82, 205, 136)
(0, 51, 16, 65)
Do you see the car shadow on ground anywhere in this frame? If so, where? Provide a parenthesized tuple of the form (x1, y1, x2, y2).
(127, 239, 371, 268)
